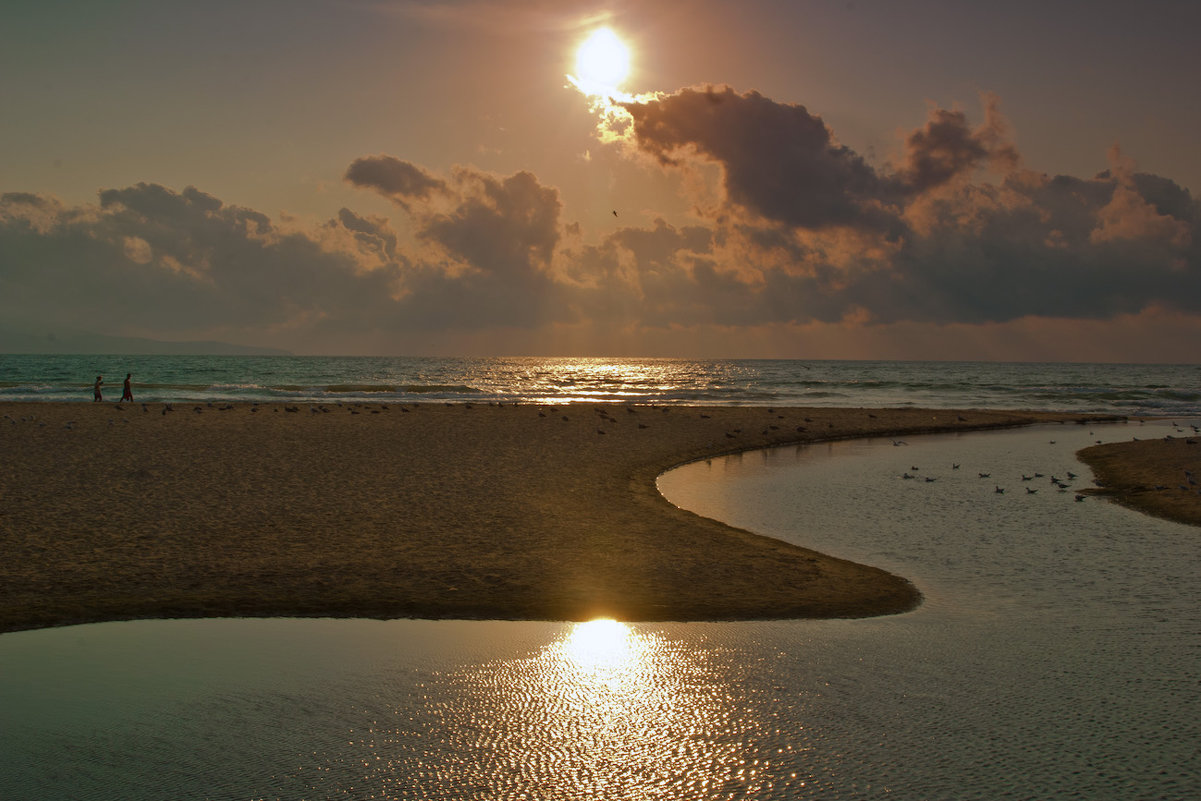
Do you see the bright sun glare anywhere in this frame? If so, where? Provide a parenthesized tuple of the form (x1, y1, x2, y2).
(573, 27, 631, 96)
(563, 618, 633, 674)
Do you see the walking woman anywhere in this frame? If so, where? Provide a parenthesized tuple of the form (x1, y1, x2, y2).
(93, 375, 103, 402)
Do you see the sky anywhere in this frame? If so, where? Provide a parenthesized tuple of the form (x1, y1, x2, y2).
(2, 0, 1199, 361)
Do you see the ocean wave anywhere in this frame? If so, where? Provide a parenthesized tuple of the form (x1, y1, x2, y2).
(2, 355, 1198, 415)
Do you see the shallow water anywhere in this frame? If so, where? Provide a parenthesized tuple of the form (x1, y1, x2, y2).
(2, 421, 1199, 799)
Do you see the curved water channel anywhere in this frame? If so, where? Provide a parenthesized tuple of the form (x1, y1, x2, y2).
(1, 420, 1198, 799)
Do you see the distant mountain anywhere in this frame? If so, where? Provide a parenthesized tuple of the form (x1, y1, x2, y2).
(0, 328, 291, 356)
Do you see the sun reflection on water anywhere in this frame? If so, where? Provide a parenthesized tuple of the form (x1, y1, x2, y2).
(560, 618, 638, 675)
(381, 620, 780, 798)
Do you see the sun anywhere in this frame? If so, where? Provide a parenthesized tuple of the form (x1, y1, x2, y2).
(572, 27, 631, 96)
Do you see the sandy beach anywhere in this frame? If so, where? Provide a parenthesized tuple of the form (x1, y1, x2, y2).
(0, 402, 1133, 633)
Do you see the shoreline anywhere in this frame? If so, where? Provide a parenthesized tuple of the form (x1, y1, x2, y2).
(1, 402, 1127, 633)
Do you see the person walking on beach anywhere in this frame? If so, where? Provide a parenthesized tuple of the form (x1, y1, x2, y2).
(93, 375, 103, 402)
(121, 373, 133, 402)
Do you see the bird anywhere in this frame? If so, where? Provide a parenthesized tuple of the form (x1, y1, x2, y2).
(612, 209, 618, 217)
(979, 472, 991, 478)
(995, 486, 1005, 494)
(1026, 487, 1038, 494)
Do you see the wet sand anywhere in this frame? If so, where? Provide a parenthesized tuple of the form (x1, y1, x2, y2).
(1, 402, 1123, 633)
(1078, 426, 1201, 527)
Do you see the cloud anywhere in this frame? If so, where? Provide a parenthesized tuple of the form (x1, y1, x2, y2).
(0, 184, 401, 347)
(899, 93, 1019, 192)
(608, 86, 1199, 327)
(1, 84, 1198, 358)
(620, 86, 891, 230)
(1089, 146, 1192, 248)
(344, 156, 446, 210)
(0, 163, 580, 351)
(346, 161, 573, 330)
(615, 86, 1026, 232)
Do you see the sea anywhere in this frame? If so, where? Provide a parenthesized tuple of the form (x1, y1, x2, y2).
(1, 354, 1199, 415)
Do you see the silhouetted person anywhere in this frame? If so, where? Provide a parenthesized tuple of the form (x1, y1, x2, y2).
(121, 373, 133, 402)
(93, 375, 103, 402)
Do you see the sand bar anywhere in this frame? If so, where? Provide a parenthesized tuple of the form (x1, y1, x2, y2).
(1, 402, 1122, 633)
(1078, 429, 1201, 527)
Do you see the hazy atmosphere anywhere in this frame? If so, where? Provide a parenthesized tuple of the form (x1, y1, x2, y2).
(3, 0, 1198, 360)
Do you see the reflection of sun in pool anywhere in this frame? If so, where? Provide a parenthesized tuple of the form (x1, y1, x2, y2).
(563, 618, 633, 674)
(393, 619, 770, 796)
